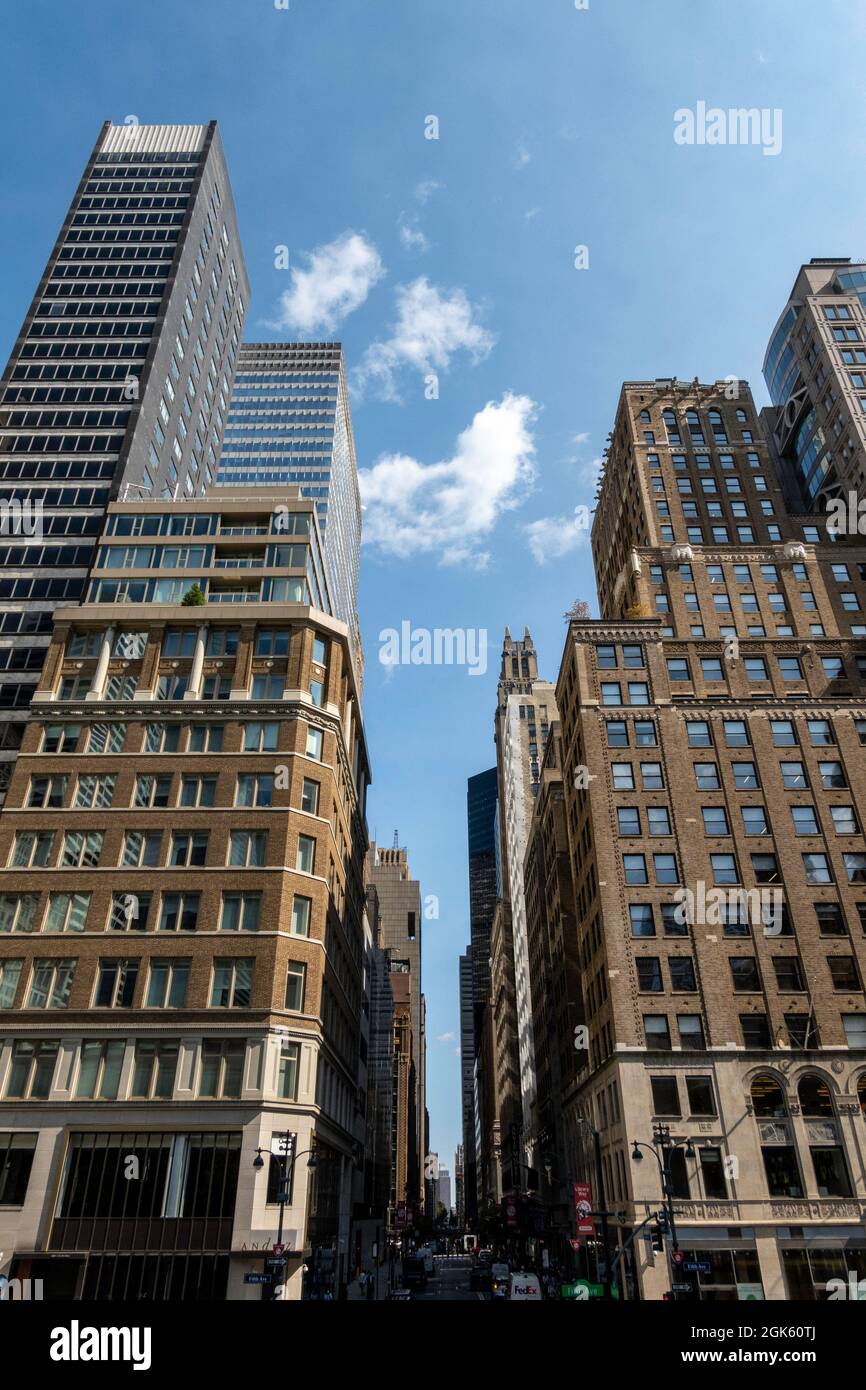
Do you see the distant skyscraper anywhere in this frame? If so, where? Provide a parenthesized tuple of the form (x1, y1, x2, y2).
(0, 120, 248, 796)
(458, 948, 476, 1215)
(762, 258, 866, 513)
(218, 343, 363, 686)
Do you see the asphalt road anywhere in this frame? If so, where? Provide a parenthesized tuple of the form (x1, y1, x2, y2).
(412, 1255, 488, 1302)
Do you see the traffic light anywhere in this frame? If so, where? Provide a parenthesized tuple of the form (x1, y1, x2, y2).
(650, 1220, 665, 1253)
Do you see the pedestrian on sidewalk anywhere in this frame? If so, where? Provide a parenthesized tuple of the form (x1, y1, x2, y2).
(366, 1268, 375, 1300)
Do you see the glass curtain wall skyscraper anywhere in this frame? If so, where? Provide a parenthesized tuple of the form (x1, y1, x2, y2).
(217, 343, 363, 689)
(0, 120, 249, 797)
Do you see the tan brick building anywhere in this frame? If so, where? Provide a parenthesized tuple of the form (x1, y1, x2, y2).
(552, 380, 866, 1300)
(0, 489, 371, 1301)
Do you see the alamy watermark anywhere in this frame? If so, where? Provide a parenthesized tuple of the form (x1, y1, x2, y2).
(0, 497, 43, 538)
(675, 883, 785, 936)
(379, 622, 487, 676)
(674, 102, 782, 157)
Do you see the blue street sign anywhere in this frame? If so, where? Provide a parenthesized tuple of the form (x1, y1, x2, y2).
(244, 1273, 273, 1285)
(683, 1261, 711, 1274)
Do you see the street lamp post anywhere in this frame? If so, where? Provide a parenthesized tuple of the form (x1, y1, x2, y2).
(253, 1133, 318, 1300)
(631, 1124, 695, 1300)
(574, 1115, 614, 1301)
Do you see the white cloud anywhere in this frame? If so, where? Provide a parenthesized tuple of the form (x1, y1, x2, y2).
(514, 141, 531, 169)
(436, 1031, 456, 1044)
(524, 207, 541, 221)
(398, 220, 430, 253)
(353, 277, 494, 401)
(271, 231, 385, 335)
(360, 393, 536, 567)
(525, 506, 591, 565)
(571, 431, 591, 447)
(414, 179, 443, 204)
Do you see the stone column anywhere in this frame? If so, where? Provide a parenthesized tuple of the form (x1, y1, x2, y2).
(85, 626, 115, 700)
(183, 624, 208, 700)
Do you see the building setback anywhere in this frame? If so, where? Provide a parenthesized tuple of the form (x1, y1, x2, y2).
(218, 343, 363, 691)
(0, 489, 371, 1301)
(0, 121, 249, 799)
(551, 376, 866, 1300)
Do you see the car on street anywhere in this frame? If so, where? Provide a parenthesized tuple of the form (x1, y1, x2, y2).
(490, 1262, 510, 1299)
(507, 1271, 542, 1301)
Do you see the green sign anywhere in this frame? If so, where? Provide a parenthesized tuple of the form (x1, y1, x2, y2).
(561, 1280, 619, 1300)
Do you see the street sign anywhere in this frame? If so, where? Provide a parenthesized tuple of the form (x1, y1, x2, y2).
(244, 1273, 273, 1285)
(270, 1133, 296, 1159)
(573, 1182, 594, 1236)
(672, 1282, 692, 1294)
(684, 1261, 711, 1274)
(272, 1243, 286, 1255)
(671, 1248, 685, 1267)
(266, 1256, 288, 1271)
(561, 1280, 620, 1301)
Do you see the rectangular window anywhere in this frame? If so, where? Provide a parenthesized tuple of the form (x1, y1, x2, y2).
(285, 961, 306, 1011)
(145, 959, 190, 1008)
(210, 958, 253, 1008)
(94, 959, 139, 1008)
(220, 893, 261, 932)
(291, 896, 311, 937)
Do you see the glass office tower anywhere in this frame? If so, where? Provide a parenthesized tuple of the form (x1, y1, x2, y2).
(0, 120, 249, 798)
(218, 343, 363, 689)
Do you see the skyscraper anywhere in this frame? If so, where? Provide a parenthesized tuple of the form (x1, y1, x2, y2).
(762, 258, 866, 513)
(0, 121, 249, 799)
(218, 343, 363, 688)
(551, 374, 866, 1299)
(465, 767, 497, 1216)
(458, 948, 476, 1217)
(491, 628, 557, 1186)
(0, 488, 371, 1301)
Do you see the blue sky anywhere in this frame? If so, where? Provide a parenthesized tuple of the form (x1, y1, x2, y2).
(3, 0, 866, 1177)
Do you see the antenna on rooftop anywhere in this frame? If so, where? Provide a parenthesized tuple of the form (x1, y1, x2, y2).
(393, 829, 399, 849)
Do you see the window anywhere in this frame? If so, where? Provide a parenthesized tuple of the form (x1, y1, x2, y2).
(618, 807, 641, 836)
(606, 720, 628, 747)
(145, 958, 190, 1008)
(243, 721, 279, 752)
(94, 959, 138, 1008)
(773, 956, 806, 992)
(277, 1041, 300, 1100)
(780, 761, 807, 790)
(637, 958, 663, 993)
(702, 806, 729, 836)
(229, 830, 267, 867)
(233, 773, 273, 809)
(830, 805, 859, 835)
(752, 853, 780, 884)
(803, 853, 833, 885)
(741, 1013, 772, 1048)
(26, 959, 75, 1009)
(44, 892, 91, 934)
(210, 958, 253, 1008)
(252, 674, 285, 700)
(667, 659, 690, 682)
(4, 1041, 60, 1099)
(740, 805, 773, 839)
(842, 1015, 866, 1048)
(89, 722, 127, 753)
(0, 895, 38, 935)
(732, 762, 759, 790)
(122, 830, 161, 867)
(694, 763, 720, 790)
(669, 957, 696, 991)
(10, 832, 54, 868)
(0, 960, 22, 1009)
(815, 903, 847, 937)
(295, 834, 316, 874)
(61, 831, 103, 869)
(769, 719, 796, 748)
(198, 1039, 246, 1098)
(220, 893, 261, 932)
(724, 720, 749, 748)
(686, 1076, 716, 1116)
(678, 1015, 705, 1050)
(158, 892, 200, 932)
(74, 1039, 125, 1101)
(652, 1076, 682, 1118)
(285, 961, 306, 1011)
(41, 724, 81, 754)
(624, 854, 648, 884)
(644, 1015, 671, 1050)
(687, 721, 711, 748)
(27, 775, 67, 809)
(179, 775, 217, 809)
(808, 719, 835, 746)
(844, 853, 866, 883)
(699, 1148, 728, 1200)
(654, 854, 679, 884)
(74, 774, 115, 809)
(634, 721, 657, 747)
(130, 1040, 179, 1099)
(623, 644, 644, 668)
(700, 658, 724, 682)
(711, 853, 739, 885)
(601, 682, 622, 706)
(0, 1132, 38, 1203)
(611, 763, 633, 792)
(170, 831, 209, 867)
(641, 762, 664, 789)
(189, 723, 224, 753)
(108, 892, 150, 932)
(629, 904, 655, 937)
(134, 774, 172, 808)
(291, 896, 311, 937)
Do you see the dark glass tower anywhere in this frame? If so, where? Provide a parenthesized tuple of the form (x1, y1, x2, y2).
(217, 343, 363, 688)
(0, 120, 249, 798)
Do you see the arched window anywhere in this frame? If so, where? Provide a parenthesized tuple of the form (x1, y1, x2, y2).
(797, 1075, 834, 1117)
(639, 409, 651, 424)
(685, 410, 704, 444)
(751, 1075, 786, 1117)
(752, 1074, 803, 1197)
(662, 410, 680, 444)
(797, 1074, 852, 1198)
